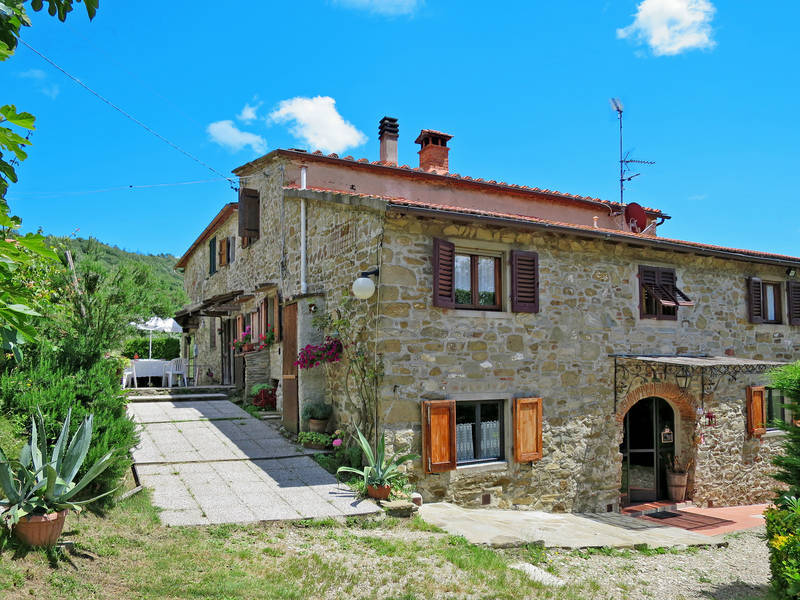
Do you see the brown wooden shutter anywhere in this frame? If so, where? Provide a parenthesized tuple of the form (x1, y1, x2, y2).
(238, 188, 260, 239)
(787, 281, 800, 326)
(432, 238, 455, 308)
(747, 386, 767, 437)
(422, 399, 456, 473)
(514, 397, 543, 462)
(511, 250, 539, 313)
(235, 315, 244, 340)
(658, 268, 694, 306)
(747, 277, 764, 323)
(218, 237, 228, 267)
(273, 293, 282, 342)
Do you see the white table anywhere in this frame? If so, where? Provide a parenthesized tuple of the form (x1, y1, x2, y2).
(131, 359, 168, 386)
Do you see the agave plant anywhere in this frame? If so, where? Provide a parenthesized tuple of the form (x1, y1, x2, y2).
(336, 427, 417, 488)
(0, 408, 116, 527)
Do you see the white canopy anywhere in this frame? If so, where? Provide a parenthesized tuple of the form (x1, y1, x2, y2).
(131, 317, 183, 358)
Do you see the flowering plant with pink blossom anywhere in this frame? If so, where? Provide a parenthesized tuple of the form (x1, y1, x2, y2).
(295, 336, 343, 369)
(232, 325, 252, 352)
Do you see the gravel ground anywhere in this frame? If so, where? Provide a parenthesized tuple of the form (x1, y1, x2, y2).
(546, 526, 770, 600)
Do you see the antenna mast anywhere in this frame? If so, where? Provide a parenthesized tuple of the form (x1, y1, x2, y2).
(609, 98, 654, 205)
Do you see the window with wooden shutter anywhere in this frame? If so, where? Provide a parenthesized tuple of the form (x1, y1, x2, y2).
(788, 281, 800, 326)
(422, 399, 456, 473)
(238, 187, 260, 242)
(747, 386, 767, 437)
(639, 265, 692, 320)
(511, 250, 539, 313)
(209, 238, 217, 275)
(514, 397, 543, 462)
(747, 277, 764, 323)
(432, 238, 455, 308)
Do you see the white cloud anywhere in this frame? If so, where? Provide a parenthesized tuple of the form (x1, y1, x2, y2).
(269, 96, 366, 154)
(334, 0, 421, 16)
(19, 69, 46, 80)
(206, 120, 267, 154)
(40, 84, 60, 99)
(237, 100, 262, 124)
(617, 0, 716, 56)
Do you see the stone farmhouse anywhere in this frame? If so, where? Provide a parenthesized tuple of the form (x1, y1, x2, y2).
(175, 117, 800, 512)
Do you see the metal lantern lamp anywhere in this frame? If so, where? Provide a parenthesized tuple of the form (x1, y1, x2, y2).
(675, 366, 692, 390)
(352, 267, 379, 300)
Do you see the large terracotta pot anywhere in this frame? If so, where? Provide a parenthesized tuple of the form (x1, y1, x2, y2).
(367, 484, 391, 500)
(308, 418, 328, 433)
(14, 510, 68, 547)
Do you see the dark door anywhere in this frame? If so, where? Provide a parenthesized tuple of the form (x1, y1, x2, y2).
(282, 303, 299, 433)
(620, 397, 675, 503)
(221, 319, 233, 385)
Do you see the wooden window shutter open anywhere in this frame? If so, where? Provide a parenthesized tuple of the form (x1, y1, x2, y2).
(747, 277, 764, 323)
(218, 237, 228, 267)
(422, 399, 456, 473)
(514, 397, 543, 462)
(432, 238, 455, 308)
(238, 188, 260, 240)
(787, 281, 800, 326)
(658, 269, 693, 306)
(273, 293, 282, 342)
(747, 386, 767, 437)
(511, 250, 539, 313)
(208, 238, 216, 275)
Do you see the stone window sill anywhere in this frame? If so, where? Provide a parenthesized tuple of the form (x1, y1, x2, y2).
(447, 309, 514, 320)
(455, 460, 508, 474)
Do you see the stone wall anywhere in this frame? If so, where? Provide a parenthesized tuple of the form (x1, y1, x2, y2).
(375, 213, 799, 511)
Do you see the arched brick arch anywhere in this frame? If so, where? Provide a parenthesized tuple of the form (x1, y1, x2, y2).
(616, 382, 696, 423)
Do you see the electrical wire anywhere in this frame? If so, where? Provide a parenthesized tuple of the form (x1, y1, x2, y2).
(8, 178, 230, 200)
(18, 39, 238, 189)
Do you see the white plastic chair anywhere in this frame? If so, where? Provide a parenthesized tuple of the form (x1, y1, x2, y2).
(163, 358, 188, 387)
(122, 361, 137, 388)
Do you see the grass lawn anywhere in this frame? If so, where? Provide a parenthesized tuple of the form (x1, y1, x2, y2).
(0, 490, 594, 600)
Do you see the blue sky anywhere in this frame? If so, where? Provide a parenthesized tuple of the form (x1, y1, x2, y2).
(4, 0, 799, 258)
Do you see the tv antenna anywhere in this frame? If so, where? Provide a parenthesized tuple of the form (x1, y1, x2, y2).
(610, 98, 655, 205)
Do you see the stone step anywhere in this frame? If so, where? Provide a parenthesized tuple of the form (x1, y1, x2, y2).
(127, 393, 230, 403)
(621, 501, 694, 518)
(125, 385, 236, 396)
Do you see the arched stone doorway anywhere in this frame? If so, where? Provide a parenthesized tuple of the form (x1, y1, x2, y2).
(617, 383, 696, 505)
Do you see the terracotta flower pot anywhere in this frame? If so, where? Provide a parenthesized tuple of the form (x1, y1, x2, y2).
(308, 418, 328, 433)
(367, 484, 391, 500)
(14, 510, 68, 547)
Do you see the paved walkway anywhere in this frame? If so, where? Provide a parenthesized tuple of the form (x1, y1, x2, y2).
(418, 502, 725, 549)
(129, 398, 379, 526)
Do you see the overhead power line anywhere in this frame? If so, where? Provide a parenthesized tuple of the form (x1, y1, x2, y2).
(19, 39, 238, 189)
(9, 178, 229, 200)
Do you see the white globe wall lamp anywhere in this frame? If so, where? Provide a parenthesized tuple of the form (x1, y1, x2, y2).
(352, 267, 379, 299)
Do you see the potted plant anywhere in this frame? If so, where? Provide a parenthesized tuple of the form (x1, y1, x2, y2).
(337, 427, 417, 500)
(297, 431, 332, 450)
(250, 383, 276, 410)
(302, 400, 333, 433)
(0, 408, 117, 547)
(232, 325, 254, 353)
(666, 454, 693, 502)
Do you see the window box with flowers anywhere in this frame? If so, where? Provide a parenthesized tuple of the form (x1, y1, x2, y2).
(295, 336, 343, 369)
(232, 326, 254, 354)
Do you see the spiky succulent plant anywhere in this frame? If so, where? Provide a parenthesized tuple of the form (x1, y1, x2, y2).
(0, 407, 116, 527)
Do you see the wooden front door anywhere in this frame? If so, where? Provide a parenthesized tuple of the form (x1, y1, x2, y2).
(282, 302, 299, 433)
(221, 319, 233, 385)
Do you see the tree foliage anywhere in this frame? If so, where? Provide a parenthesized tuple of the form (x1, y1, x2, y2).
(769, 362, 800, 500)
(0, 0, 97, 360)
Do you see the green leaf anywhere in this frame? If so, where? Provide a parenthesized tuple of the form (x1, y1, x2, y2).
(52, 407, 71, 475)
(61, 413, 93, 485)
(59, 450, 114, 501)
(0, 105, 35, 130)
(0, 447, 21, 504)
(5, 303, 39, 316)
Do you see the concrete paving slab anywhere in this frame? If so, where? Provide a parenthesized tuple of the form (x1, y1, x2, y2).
(418, 502, 719, 549)
(129, 398, 379, 525)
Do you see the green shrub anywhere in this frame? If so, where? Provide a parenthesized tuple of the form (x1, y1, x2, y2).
(0, 357, 137, 506)
(766, 502, 800, 598)
(121, 336, 180, 360)
(301, 400, 332, 421)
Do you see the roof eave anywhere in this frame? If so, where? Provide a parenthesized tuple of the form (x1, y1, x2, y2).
(174, 203, 238, 269)
(387, 204, 800, 268)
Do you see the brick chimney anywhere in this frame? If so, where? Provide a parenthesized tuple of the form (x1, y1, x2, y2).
(415, 129, 452, 174)
(379, 116, 399, 165)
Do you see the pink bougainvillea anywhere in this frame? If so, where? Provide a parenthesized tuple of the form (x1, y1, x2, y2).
(295, 336, 343, 369)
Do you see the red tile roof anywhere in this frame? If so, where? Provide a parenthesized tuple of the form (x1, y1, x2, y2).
(285, 186, 800, 266)
(234, 149, 667, 218)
